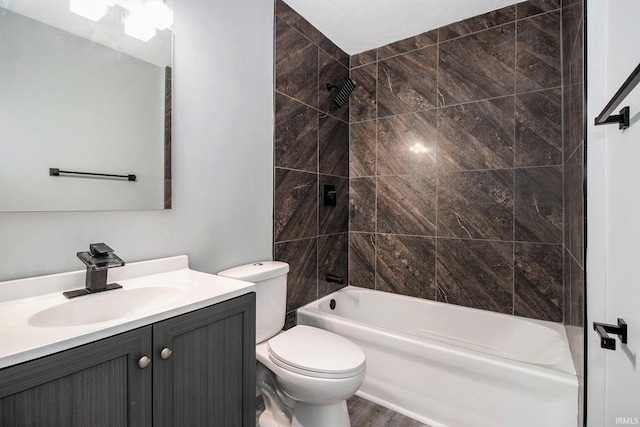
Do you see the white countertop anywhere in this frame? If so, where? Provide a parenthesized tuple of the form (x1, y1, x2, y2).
(0, 255, 255, 369)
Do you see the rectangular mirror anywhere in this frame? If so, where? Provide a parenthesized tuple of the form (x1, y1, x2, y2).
(0, 0, 173, 211)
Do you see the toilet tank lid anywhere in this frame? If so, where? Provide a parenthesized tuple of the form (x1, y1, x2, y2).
(217, 261, 289, 282)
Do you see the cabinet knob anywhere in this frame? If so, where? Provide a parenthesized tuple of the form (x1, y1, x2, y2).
(138, 355, 151, 369)
(160, 347, 173, 360)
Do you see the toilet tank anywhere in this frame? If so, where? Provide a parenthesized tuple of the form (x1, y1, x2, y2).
(218, 261, 289, 343)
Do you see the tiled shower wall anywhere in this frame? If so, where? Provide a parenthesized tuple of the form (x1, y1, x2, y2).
(562, 0, 585, 423)
(274, 0, 585, 327)
(273, 0, 351, 325)
(348, 0, 566, 322)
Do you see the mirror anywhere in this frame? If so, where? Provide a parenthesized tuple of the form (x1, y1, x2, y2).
(0, 0, 173, 211)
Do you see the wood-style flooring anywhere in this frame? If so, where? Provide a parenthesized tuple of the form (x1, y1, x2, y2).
(256, 394, 430, 427)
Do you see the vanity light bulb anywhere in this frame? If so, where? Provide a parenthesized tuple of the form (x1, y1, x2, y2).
(69, 0, 108, 22)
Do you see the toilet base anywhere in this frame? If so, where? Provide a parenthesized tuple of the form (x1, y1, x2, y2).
(291, 401, 351, 427)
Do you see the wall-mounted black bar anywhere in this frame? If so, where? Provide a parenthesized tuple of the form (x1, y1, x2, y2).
(593, 318, 628, 350)
(594, 62, 640, 130)
(49, 168, 136, 181)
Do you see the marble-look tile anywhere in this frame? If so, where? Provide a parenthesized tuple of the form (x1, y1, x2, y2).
(517, 0, 560, 19)
(318, 233, 349, 297)
(284, 311, 297, 330)
(164, 179, 171, 209)
(439, 6, 515, 41)
(275, 93, 318, 172)
(515, 88, 562, 166)
(565, 148, 584, 266)
(438, 24, 516, 106)
(566, 250, 585, 328)
(514, 242, 563, 321)
(561, 3, 583, 71)
(377, 174, 436, 236)
(378, 46, 437, 117)
(438, 170, 514, 241)
(377, 111, 437, 176)
(515, 166, 562, 243)
(275, 0, 322, 45)
(275, 237, 317, 312)
(563, 83, 584, 160)
(561, 3, 584, 80)
(319, 51, 350, 122)
(275, 17, 318, 107)
(565, 9, 584, 159)
(319, 34, 349, 67)
(516, 11, 561, 93)
(319, 114, 349, 177)
(377, 30, 438, 60)
(437, 96, 515, 172)
(350, 177, 376, 232)
(376, 235, 436, 299)
(349, 232, 376, 289)
(319, 175, 349, 235)
(350, 63, 377, 122)
(563, 247, 571, 323)
(568, 16, 583, 87)
(274, 168, 318, 242)
(350, 120, 376, 177)
(436, 238, 514, 314)
(351, 49, 377, 68)
(562, 0, 583, 7)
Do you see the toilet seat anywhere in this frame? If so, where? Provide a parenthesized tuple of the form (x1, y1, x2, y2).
(267, 325, 365, 379)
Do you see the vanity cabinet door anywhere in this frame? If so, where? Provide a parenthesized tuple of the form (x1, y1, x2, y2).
(0, 326, 152, 427)
(152, 293, 256, 427)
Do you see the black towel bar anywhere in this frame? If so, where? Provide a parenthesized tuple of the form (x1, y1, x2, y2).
(594, 62, 640, 130)
(49, 168, 136, 181)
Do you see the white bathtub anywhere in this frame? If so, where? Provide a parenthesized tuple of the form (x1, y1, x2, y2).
(296, 286, 578, 427)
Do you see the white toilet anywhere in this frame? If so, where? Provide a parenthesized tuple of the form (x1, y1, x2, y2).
(218, 261, 365, 427)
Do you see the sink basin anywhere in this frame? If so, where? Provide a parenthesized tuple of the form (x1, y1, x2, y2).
(0, 255, 256, 370)
(28, 281, 194, 328)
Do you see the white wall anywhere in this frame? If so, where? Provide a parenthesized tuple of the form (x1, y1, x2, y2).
(587, 0, 640, 424)
(0, 0, 275, 281)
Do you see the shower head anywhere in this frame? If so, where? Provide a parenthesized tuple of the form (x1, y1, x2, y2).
(327, 78, 356, 108)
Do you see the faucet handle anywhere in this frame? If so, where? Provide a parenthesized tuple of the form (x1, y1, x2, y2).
(90, 243, 114, 257)
(77, 243, 125, 270)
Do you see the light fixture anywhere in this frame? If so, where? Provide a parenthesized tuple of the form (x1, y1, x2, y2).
(69, 0, 109, 22)
(409, 142, 430, 154)
(69, 0, 173, 42)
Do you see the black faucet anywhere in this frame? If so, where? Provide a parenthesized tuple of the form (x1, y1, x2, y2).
(63, 243, 125, 299)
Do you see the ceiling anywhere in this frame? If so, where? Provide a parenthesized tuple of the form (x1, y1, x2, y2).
(283, 0, 522, 55)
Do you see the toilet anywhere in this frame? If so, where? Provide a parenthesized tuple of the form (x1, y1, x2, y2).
(218, 261, 365, 427)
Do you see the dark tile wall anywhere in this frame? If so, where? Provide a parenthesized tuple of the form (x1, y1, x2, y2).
(274, 0, 584, 344)
(561, 0, 585, 424)
(349, 0, 565, 322)
(273, 0, 350, 323)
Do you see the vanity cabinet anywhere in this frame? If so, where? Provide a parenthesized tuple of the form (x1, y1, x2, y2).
(0, 293, 256, 427)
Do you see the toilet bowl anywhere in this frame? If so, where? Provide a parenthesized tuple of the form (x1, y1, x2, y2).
(217, 262, 366, 427)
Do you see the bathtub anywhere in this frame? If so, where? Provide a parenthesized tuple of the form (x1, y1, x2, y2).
(296, 286, 578, 427)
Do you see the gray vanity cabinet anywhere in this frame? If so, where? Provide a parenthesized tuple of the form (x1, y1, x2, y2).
(0, 326, 153, 426)
(153, 292, 256, 427)
(0, 292, 256, 427)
